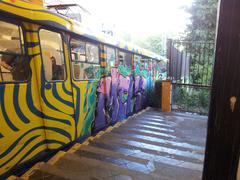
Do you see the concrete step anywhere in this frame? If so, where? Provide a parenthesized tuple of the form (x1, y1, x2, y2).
(104, 131, 205, 153)
(89, 140, 203, 172)
(53, 153, 157, 180)
(113, 126, 177, 139)
(28, 163, 88, 180)
(78, 145, 149, 165)
(73, 149, 155, 174)
(126, 119, 173, 128)
(112, 125, 205, 147)
(94, 134, 204, 164)
(120, 123, 175, 133)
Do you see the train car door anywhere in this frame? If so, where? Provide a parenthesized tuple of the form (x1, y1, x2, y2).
(37, 28, 76, 149)
(69, 37, 100, 137)
(140, 57, 149, 108)
(94, 45, 119, 132)
(106, 46, 119, 125)
(118, 51, 132, 120)
(133, 55, 142, 112)
(0, 20, 47, 176)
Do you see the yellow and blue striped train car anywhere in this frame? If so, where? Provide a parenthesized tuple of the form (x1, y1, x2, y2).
(0, 0, 167, 177)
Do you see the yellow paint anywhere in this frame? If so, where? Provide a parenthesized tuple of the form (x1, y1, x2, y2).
(67, 143, 81, 154)
(47, 151, 66, 165)
(21, 162, 45, 179)
(162, 80, 171, 112)
(22, 0, 43, 6)
(101, 61, 107, 67)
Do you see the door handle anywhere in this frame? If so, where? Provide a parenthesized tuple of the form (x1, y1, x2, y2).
(230, 96, 237, 112)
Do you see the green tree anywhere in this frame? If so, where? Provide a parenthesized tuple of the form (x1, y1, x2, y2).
(183, 0, 219, 85)
(133, 35, 165, 55)
(172, 0, 219, 114)
(184, 0, 218, 41)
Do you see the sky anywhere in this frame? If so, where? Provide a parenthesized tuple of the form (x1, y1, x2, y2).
(45, 0, 193, 38)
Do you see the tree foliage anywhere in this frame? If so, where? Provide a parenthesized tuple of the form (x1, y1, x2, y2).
(184, 0, 218, 41)
(132, 35, 165, 56)
(171, 0, 219, 114)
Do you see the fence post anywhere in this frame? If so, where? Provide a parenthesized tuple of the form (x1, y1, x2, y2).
(166, 39, 173, 80)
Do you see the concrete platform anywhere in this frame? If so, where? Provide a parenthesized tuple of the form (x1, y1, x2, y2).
(15, 108, 207, 180)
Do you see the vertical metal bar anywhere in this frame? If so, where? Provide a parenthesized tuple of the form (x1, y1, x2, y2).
(176, 42, 180, 83)
(201, 42, 206, 85)
(185, 42, 189, 84)
(201, 43, 206, 85)
(196, 42, 201, 84)
(189, 43, 193, 84)
(206, 42, 211, 85)
(166, 39, 173, 80)
(209, 43, 215, 85)
(179, 42, 184, 83)
(171, 41, 175, 82)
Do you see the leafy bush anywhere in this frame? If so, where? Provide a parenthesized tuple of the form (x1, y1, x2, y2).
(172, 85, 210, 115)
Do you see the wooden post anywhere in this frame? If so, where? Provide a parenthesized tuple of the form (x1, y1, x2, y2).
(161, 80, 171, 112)
(203, 0, 240, 179)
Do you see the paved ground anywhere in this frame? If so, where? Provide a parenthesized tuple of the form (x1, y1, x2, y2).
(22, 108, 207, 180)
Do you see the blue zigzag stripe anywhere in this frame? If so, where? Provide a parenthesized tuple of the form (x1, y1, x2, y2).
(40, 67, 72, 117)
(13, 84, 30, 124)
(26, 84, 71, 126)
(62, 83, 72, 96)
(72, 84, 80, 126)
(13, 139, 65, 170)
(0, 86, 19, 132)
(0, 126, 71, 159)
(52, 83, 74, 108)
(0, 135, 40, 168)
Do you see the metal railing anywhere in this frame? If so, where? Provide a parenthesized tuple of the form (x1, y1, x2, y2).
(167, 39, 215, 114)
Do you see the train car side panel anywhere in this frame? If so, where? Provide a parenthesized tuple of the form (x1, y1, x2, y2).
(0, 21, 47, 176)
(37, 27, 76, 149)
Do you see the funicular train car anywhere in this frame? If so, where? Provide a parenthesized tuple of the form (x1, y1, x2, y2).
(0, 0, 166, 177)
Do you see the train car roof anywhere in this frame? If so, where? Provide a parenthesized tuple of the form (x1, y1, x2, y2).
(0, 0, 167, 61)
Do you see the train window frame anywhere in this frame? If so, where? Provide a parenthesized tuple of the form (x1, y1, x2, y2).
(118, 50, 132, 67)
(39, 28, 67, 83)
(141, 57, 148, 69)
(70, 37, 100, 81)
(0, 19, 31, 84)
(106, 46, 116, 68)
(134, 54, 142, 64)
(70, 38, 86, 62)
(86, 43, 99, 64)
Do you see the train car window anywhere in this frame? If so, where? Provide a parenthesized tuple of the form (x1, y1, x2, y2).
(0, 20, 30, 82)
(86, 43, 99, 63)
(140, 58, 146, 70)
(134, 55, 141, 65)
(70, 38, 86, 62)
(39, 29, 66, 81)
(119, 51, 132, 67)
(106, 47, 116, 68)
(70, 38, 100, 80)
(72, 62, 100, 80)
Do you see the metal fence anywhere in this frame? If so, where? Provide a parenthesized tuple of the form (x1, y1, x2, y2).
(167, 40, 215, 115)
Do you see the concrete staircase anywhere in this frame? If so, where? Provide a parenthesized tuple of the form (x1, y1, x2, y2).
(8, 108, 206, 180)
